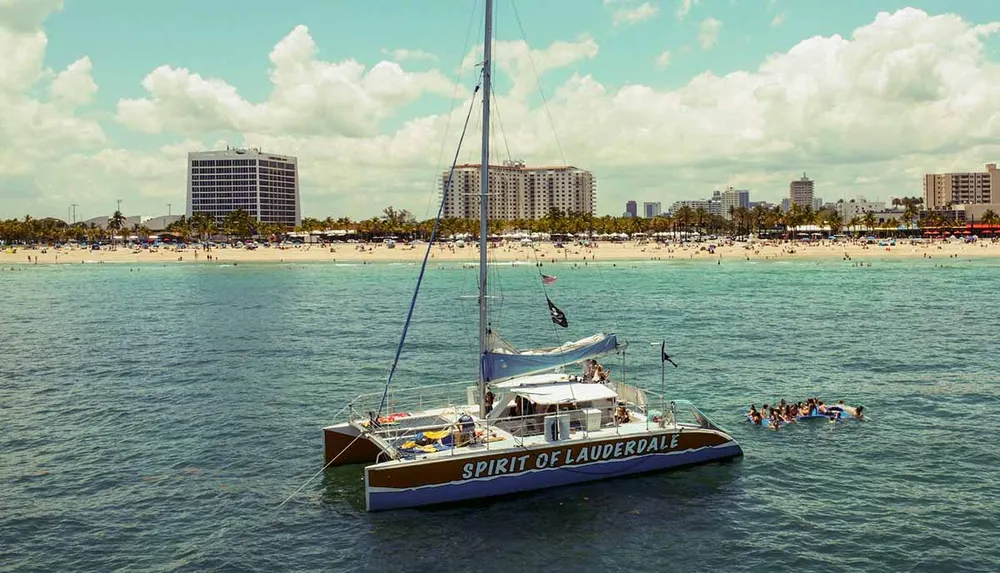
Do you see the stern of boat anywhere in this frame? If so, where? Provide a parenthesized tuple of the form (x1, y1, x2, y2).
(323, 422, 387, 466)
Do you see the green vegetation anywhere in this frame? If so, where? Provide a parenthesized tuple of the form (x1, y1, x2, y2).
(0, 197, 987, 245)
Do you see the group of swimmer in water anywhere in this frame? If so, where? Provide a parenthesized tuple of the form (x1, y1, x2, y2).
(748, 398, 864, 426)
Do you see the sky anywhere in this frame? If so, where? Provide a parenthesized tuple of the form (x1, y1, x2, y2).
(1, 0, 998, 222)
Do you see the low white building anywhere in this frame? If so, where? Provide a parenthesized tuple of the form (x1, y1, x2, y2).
(669, 200, 710, 214)
(835, 197, 886, 221)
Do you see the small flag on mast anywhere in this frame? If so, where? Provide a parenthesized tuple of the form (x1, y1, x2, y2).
(541, 274, 557, 284)
(546, 296, 568, 328)
(661, 341, 678, 367)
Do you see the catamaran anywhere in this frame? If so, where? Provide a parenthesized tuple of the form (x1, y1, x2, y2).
(322, 0, 743, 512)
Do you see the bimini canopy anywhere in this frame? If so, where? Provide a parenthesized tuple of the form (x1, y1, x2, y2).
(512, 382, 617, 406)
(481, 332, 619, 383)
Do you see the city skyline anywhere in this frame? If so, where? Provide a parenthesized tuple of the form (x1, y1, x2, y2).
(1, 1, 999, 221)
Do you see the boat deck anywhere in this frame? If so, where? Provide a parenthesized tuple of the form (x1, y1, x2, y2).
(380, 405, 696, 463)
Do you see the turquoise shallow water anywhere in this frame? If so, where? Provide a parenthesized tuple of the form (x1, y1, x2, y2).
(2, 258, 999, 572)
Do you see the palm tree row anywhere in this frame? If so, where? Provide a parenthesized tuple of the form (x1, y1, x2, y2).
(296, 204, 958, 241)
(3, 205, 994, 245)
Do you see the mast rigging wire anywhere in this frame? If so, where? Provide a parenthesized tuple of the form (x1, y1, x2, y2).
(375, 71, 485, 418)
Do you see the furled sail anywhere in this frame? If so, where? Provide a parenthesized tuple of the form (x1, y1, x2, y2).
(482, 332, 619, 383)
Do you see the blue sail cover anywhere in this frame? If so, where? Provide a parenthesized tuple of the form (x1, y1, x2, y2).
(481, 333, 619, 383)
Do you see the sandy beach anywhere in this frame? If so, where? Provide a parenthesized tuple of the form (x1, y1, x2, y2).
(3, 238, 1000, 266)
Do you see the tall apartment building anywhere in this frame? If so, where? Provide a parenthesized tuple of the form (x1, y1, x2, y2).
(643, 202, 662, 218)
(441, 161, 595, 220)
(790, 173, 814, 208)
(720, 188, 750, 219)
(187, 148, 300, 228)
(625, 200, 637, 218)
(923, 163, 998, 209)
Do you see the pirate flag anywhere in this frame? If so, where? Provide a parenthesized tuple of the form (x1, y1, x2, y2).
(661, 341, 678, 367)
(546, 296, 568, 328)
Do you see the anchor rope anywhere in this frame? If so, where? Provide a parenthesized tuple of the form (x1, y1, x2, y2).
(276, 433, 363, 509)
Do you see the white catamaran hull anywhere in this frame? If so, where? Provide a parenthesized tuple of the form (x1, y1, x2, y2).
(364, 428, 741, 511)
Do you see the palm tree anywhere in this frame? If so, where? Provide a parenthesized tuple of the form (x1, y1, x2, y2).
(222, 209, 256, 241)
(108, 210, 127, 244)
(862, 212, 877, 236)
(825, 211, 844, 235)
(191, 212, 218, 245)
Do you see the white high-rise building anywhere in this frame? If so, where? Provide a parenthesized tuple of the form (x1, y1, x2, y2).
(441, 161, 595, 220)
(187, 148, 301, 228)
(643, 202, 662, 218)
(720, 188, 750, 219)
(790, 173, 815, 209)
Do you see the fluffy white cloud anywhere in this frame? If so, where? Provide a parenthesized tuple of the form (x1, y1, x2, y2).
(0, 0, 104, 191)
(3, 7, 1000, 221)
(117, 25, 459, 138)
(381, 48, 438, 62)
(677, 0, 699, 21)
(612, 2, 660, 26)
(50, 57, 98, 107)
(0, 0, 62, 33)
(699, 17, 722, 49)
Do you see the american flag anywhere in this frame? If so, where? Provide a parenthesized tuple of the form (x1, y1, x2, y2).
(541, 274, 557, 284)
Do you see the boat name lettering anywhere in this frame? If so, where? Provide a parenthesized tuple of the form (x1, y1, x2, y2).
(460, 434, 679, 480)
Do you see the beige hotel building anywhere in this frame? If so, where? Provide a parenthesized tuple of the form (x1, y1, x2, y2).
(923, 163, 998, 210)
(441, 161, 596, 220)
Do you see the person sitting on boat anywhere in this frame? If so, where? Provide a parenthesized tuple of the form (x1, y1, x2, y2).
(582, 359, 597, 382)
(458, 413, 476, 445)
(748, 404, 759, 418)
(485, 389, 495, 413)
(595, 363, 611, 383)
(615, 403, 630, 425)
(749, 408, 763, 425)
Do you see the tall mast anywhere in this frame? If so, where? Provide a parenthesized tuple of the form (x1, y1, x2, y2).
(478, 0, 493, 418)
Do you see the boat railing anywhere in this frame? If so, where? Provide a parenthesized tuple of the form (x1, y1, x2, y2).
(342, 380, 476, 424)
(358, 400, 659, 460)
(641, 393, 732, 433)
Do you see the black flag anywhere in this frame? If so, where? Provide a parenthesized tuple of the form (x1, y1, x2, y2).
(546, 297, 568, 328)
(661, 341, 678, 367)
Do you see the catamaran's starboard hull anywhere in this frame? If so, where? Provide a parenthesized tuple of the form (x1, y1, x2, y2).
(363, 429, 742, 511)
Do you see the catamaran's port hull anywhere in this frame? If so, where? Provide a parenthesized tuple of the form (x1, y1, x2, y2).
(364, 431, 742, 511)
(324, 424, 385, 466)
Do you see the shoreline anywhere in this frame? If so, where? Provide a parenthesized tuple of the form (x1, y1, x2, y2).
(3, 239, 1000, 266)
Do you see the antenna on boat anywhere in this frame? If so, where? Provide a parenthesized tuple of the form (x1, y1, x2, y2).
(660, 341, 677, 425)
(478, 0, 493, 418)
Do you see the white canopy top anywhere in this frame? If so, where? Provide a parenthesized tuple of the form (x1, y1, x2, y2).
(493, 373, 573, 389)
(511, 382, 617, 406)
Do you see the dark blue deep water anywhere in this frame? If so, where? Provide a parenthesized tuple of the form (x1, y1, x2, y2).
(2, 258, 999, 572)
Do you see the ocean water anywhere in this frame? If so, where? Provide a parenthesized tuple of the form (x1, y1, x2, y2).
(2, 257, 999, 572)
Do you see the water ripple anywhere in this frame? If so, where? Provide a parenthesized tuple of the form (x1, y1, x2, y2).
(1, 260, 998, 572)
